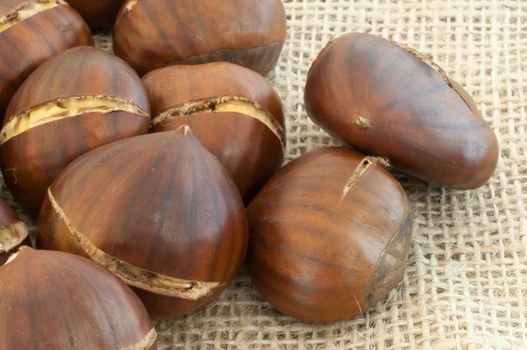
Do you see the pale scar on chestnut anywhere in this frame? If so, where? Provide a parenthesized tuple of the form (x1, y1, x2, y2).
(151, 96, 286, 148)
(0, 96, 149, 144)
(47, 188, 222, 300)
(365, 214, 412, 308)
(0, 222, 28, 253)
(0, 0, 65, 33)
(339, 156, 390, 203)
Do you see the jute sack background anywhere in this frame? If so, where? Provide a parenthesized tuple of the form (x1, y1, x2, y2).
(36, 0, 525, 348)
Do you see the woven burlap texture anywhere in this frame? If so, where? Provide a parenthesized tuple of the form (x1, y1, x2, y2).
(96, 0, 525, 348)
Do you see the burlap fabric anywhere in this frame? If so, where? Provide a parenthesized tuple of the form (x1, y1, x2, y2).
(10, 0, 521, 348)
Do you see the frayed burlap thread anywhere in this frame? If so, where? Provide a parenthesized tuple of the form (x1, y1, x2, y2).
(4, 0, 523, 349)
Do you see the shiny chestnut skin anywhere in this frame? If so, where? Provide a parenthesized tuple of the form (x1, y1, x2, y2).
(0, 0, 93, 115)
(113, 0, 287, 76)
(248, 147, 413, 323)
(305, 33, 499, 189)
(0, 247, 157, 349)
(67, 0, 124, 28)
(144, 62, 285, 202)
(37, 130, 248, 320)
(0, 46, 150, 215)
(0, 198, 28, 265)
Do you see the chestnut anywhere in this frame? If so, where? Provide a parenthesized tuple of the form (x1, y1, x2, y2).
(37, 129, 248, 320)
(247, 147, 413, 323)
(113, 0, 287, 76)
(144, 62, 285, 202)
(0, 46, 151, 215)
(305, 32, 499, 189)
(0, 198, 28, 265)
(0, 0, 93, 115)
(0, 247, 157, 349)
(67, 0, 124, 29)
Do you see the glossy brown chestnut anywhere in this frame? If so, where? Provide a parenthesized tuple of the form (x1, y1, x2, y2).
(247, 147, 413, 323)
(0, 0, 93, 115)
(144, 62, 286, 202)
(67, 0, 124, 28)
(305, 32, 499, 189)
(113, 0, 287, 76)
(37, 130, 248, 320)
(0, 198, 28, 265)
(0, 46, 151, 215)
(0, 247, 157, 349)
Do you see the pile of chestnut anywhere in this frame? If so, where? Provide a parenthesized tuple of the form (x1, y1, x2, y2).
(0, 0, 498, 348)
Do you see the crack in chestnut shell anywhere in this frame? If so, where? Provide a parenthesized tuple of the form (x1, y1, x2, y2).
(305, 32, 499, 189)
(113, 0, 287, 76)
(0, 46, 150, 215)
(247, 147, 412, 324)
(0, 247, 156, 349)
(67, 0, 124, 29)
(0, 0, 93, 115)
(144, 62, 285, 202)
(37, 131, 249, 320)
(46, 187, 222, 301)
(0, 198, 28, 265)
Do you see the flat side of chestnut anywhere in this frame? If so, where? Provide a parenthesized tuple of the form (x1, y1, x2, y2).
(37, 131, 248, 318)
(0, 3, 93, 113)
(0, 248, 157, 349)
(113, 0, 286, 75)
(248, 147, 412, 323)
(305, 32, 499, 189)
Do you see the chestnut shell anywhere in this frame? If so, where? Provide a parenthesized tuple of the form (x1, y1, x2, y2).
(248, 147, 413, 323)
(0, 247, 156, 349)
(0, 46, 150, 215)
(144, 62, 285, 202)
(37, 130, 248, 320)
(0, 0, 93, 115)
(113, 0, 287, 76)
(305, 32, 499, 189)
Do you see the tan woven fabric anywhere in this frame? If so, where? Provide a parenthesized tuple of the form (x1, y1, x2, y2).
(11, 0, 524, 348)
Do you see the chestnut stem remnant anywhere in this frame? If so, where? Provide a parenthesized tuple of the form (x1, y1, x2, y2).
(121, 328, 158, 350)
(0, 96, 149, 144)
(352, 116, 372, 129)
(152, 96, 286, 148)
(47, 188, 222, 300)
(0, 0, 64, 33)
